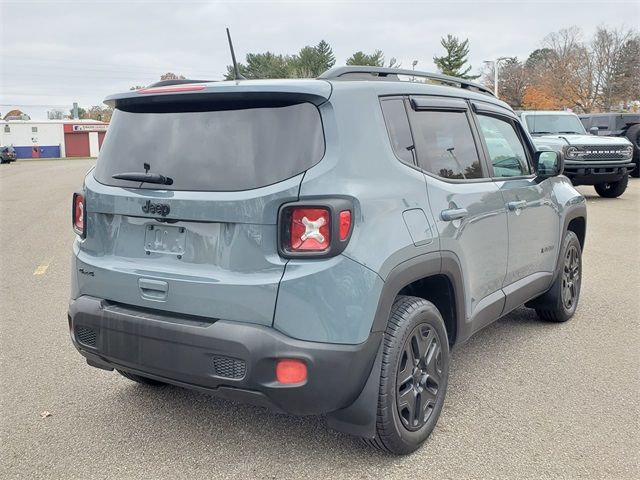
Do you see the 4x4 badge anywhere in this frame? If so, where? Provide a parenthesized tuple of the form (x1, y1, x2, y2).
(142, 200, 170, 216)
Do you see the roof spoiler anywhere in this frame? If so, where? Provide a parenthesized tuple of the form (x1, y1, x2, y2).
(319, 66, 494, 96)
(146, 79, 214, 88)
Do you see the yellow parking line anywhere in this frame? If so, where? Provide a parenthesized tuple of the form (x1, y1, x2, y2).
(33, 258, 53, 276)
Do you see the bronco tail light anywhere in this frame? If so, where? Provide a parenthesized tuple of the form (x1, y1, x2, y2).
(278, 199, 354, 258)
(72, 192, 86, 238)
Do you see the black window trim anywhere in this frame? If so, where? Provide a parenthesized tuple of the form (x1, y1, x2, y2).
(379, 95, 417, 167)
(94, 100, 327, 193)
(470, 102, 536, 181)
(410, 95, 468, 112)
(406, 96, 493, 184)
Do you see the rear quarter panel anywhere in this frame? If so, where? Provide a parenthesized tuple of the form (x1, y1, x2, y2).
(273, 86, 440, 344)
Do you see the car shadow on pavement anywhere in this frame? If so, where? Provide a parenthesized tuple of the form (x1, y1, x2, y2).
(89, 306, 559, 466)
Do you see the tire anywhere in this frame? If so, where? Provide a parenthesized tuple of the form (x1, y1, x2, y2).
(533, 231, 582, 322)
(117, 370, 166, 386)
(624, 124, 640, 178)
(594, 173, 629, 198)
(363, 296, 449, 454)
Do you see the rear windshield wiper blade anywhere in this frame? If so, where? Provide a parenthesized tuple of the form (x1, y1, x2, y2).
(112, 172, 173, 185)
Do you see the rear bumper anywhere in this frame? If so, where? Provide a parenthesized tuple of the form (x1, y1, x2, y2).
(564, 160, 635, 185)
(68, 295, 380, 415)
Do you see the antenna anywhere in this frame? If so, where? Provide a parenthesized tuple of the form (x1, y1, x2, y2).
(226, 27, 245, 80)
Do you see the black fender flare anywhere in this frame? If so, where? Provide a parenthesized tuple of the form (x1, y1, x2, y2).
(553, 202, 587, 282)
(326, 251, 466, 438)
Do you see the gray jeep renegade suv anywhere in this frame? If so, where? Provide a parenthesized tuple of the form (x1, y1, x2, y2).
(69, 66, 587, 454)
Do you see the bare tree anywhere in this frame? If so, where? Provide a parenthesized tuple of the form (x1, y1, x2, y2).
(481, 57, 528, 108)
(591, 27, 638, 110)
(613, 36, 640, 108)
(160, 72, 186, 81)
(537, 26, 639, 112)
(47, 109, 66, 120)
(541, 27, 588, 109)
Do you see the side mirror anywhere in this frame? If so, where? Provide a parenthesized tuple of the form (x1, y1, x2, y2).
(535, 150, 563, 179)
(589, 126, 599, 135)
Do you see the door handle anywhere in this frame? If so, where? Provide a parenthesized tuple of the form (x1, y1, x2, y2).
(440, 208, 468, 221)
(506, 200, 527, 211)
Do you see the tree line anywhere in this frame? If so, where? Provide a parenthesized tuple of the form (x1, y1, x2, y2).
(41, 24, 637, 121)
(482, 26, 638, 112)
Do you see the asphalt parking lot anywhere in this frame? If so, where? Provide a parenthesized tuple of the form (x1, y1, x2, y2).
(1, 159, 638, 479)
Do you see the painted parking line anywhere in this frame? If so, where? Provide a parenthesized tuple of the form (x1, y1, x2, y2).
(33, 258, 53, 276)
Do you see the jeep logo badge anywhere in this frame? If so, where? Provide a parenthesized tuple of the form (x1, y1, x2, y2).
(142, 200, 170, 216)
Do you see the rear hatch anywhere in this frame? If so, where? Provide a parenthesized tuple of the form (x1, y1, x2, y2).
(76, 82, 329, 326)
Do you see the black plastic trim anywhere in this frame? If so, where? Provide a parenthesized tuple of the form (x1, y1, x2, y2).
(112, 91, 330, 112)
(277, 197, 354, 259)
(410, 96, 468, 111)
(69, 295, 381, 417)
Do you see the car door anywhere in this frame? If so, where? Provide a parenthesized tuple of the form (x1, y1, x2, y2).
(471, 102, 560, 311)
(407, 96, 508, 331)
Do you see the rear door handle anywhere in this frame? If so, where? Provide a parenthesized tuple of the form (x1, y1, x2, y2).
(506, 200, 527, 211)
(139, 278, 168, 300)
(440, 208, 468, 221)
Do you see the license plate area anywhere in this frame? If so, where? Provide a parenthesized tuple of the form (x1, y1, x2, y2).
(144, 224, 186, 255)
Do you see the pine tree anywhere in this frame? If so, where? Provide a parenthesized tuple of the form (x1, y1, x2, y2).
(292, 40, 336, 77)
(225, 52, 295, 79)
(433, 35, 480, 79)
(346, 50, 385, 66)
(315, 40, 335, 72)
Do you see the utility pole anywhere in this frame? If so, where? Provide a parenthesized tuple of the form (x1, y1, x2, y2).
(483, 57, 509, 99)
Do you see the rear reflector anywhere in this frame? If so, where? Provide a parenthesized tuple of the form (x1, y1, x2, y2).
(72, 192, 85, 237)
(339, 210, 351, 241)
(137, 84, 206, 94)
(276, 359, 307, 384)
(290, 208, 330, 251)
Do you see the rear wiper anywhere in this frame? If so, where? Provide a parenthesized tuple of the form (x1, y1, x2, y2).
(557, 131, 581, 134)
(531, 131, 552, 135)
(112, 172, 173, 185)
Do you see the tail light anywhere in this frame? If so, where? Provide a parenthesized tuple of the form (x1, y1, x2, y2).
(72, 192, 86, 238)
(290, 208, 330, 251)
(278, 199, 353, 258)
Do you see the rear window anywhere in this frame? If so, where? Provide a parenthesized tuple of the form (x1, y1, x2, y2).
(94, 102, 325, 191)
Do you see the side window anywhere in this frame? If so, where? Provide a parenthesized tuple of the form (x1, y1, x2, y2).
(380, 98, 414, 164)
(411, 110, 483, 180)
(477, 115, 531, 178)
(596, 116, 609, 129)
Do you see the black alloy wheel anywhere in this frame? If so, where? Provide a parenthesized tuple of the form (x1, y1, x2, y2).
(561, 244, 580, 311)
(396, 323, 442, 431)
(364, 296, 449, 454)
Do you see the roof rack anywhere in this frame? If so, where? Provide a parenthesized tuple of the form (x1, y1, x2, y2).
(318, 66, 494, 96)
(146, 79, 214, 88)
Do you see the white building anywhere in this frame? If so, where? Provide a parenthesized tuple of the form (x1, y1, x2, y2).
(0, 119, 108, 159)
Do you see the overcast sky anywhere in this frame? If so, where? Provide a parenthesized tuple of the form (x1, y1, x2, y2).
(1, 0, 638, 119)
